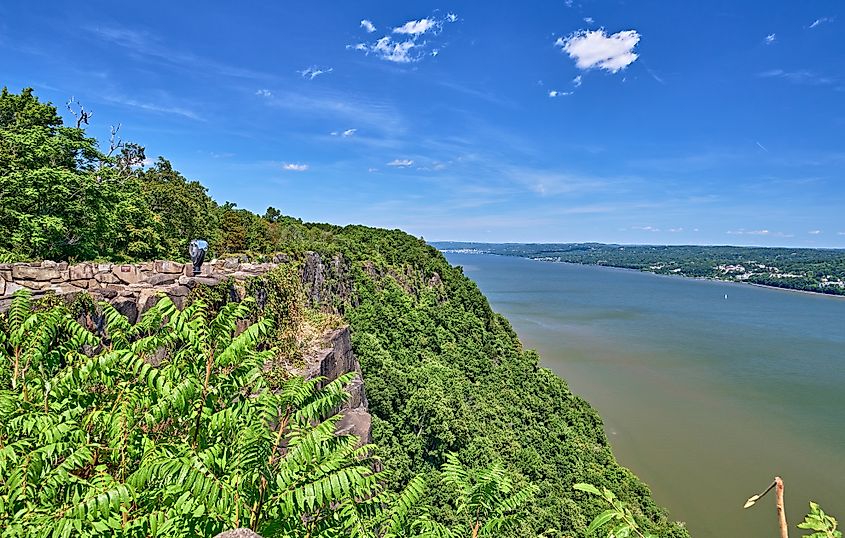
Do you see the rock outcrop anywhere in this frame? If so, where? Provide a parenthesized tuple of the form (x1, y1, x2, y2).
(0, 253, 371, 442)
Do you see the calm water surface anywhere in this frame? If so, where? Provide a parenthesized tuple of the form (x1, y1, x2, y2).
(443, 252, 845, 538)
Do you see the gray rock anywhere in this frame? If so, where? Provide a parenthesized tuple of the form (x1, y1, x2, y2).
(112, 265, 141, 285)
(12, 265, 59, 281)
(168, 285, 191, 297)
(154, 260, 184, 274)
(69, 263, 94, 281)
(112, 299, 139, 324)
(148, 273, 178, 286)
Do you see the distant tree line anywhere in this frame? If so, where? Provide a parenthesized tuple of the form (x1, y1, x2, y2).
(435, 242, 845, 296)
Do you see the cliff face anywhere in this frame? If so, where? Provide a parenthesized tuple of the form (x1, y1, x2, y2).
(0, 254, 372, 443)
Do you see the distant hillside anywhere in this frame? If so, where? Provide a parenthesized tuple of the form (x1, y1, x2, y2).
(434, 242, 845, 296)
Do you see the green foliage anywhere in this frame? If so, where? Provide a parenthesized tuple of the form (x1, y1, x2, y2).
(799, 502, 842, 538)
(0, 291, 382, 537)
(1, 86, 694, 537)
(574, 483, 657, 538)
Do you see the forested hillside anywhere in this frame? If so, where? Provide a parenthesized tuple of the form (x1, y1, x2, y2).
(434, 242, 845, 296)
(1, 87, 690, 536)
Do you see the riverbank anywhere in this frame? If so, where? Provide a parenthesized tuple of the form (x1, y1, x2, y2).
(445, 251, 845, 538)
(517, 255, 845, 299)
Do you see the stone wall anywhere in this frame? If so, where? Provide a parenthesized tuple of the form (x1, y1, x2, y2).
(0, 256, 289, 318)
(0, 254, 371, 442)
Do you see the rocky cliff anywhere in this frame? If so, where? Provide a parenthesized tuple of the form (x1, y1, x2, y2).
(0, 254, 371, 442)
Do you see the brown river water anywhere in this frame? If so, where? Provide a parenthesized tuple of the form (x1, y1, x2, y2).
(443, 252, 845, 538)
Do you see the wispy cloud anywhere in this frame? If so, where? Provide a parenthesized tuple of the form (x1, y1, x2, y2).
(584, 17, 594, 24)
(282, 163, 309, 171)
(727, 229, 795, 238)
(103, 95, 202, 120)
(258, 89, 403, 135)
(387, 159, 414, 167)
(808, 17, 833, 29)
(757, 69, 833, 85)
(350, 13, 458, 63)
(360, 19, 376, 33)
(548, 90, 573, 97)
(756, 141, 769, 152)
(556, 29, 641, 73)
(87, 25, 270, 80)
(572, 75, 583, 87)
(255, 89, 273, 97)
(808, 230, 822, 235)
(764, 33, 776, 45)
(330, 128, 357, 137)
(299, 66, 333, 80)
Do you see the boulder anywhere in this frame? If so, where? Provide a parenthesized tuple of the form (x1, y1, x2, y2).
(111, 299, 139, 324)
(148, 273, 178, 286)
(168, 285, 191, 297)
(69, 263, 94, 281)
(12, 265, 59, 281)
(154, 260, 184, 274)
(94, 272, 120, 284)
(137, 289, 162, 315)
(112, 265, 141, 285)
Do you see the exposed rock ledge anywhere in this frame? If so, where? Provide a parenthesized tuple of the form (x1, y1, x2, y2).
(0, 255, 371, 443)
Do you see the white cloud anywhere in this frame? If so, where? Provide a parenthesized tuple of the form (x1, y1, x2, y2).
(556, 29, 641, 73)
(633, 225, 661, 232)
(368, 167, 379, 173)
(352, 14, 457, 63)
(387, 159, 414, 167)
(393, 18, 438, 36)
(548, 90, 572, 97)
(765, 33, 776, 45)
(330, 128, 357, 137)
(808, 230, 822, 235)
(372, 37, 417, 63)
(584, 17, 594, 24)
(727, 229, 795, 238)
(809, 17, 833, 29)
(255, 89, 273, 97)
(299, 66, 333, 80)
(573, 74, 582, 87)
(728, 229, 770, 235)
(282, 163, 309, 171)
(361, 19, 376, 33)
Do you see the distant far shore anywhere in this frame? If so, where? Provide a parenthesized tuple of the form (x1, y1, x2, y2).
(439, 247, 845, 299)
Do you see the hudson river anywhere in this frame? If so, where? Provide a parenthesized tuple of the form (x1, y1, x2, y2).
(443, 251, 845, 538)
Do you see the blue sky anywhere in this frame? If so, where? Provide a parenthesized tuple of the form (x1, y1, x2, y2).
(2, 1, 844, 247)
